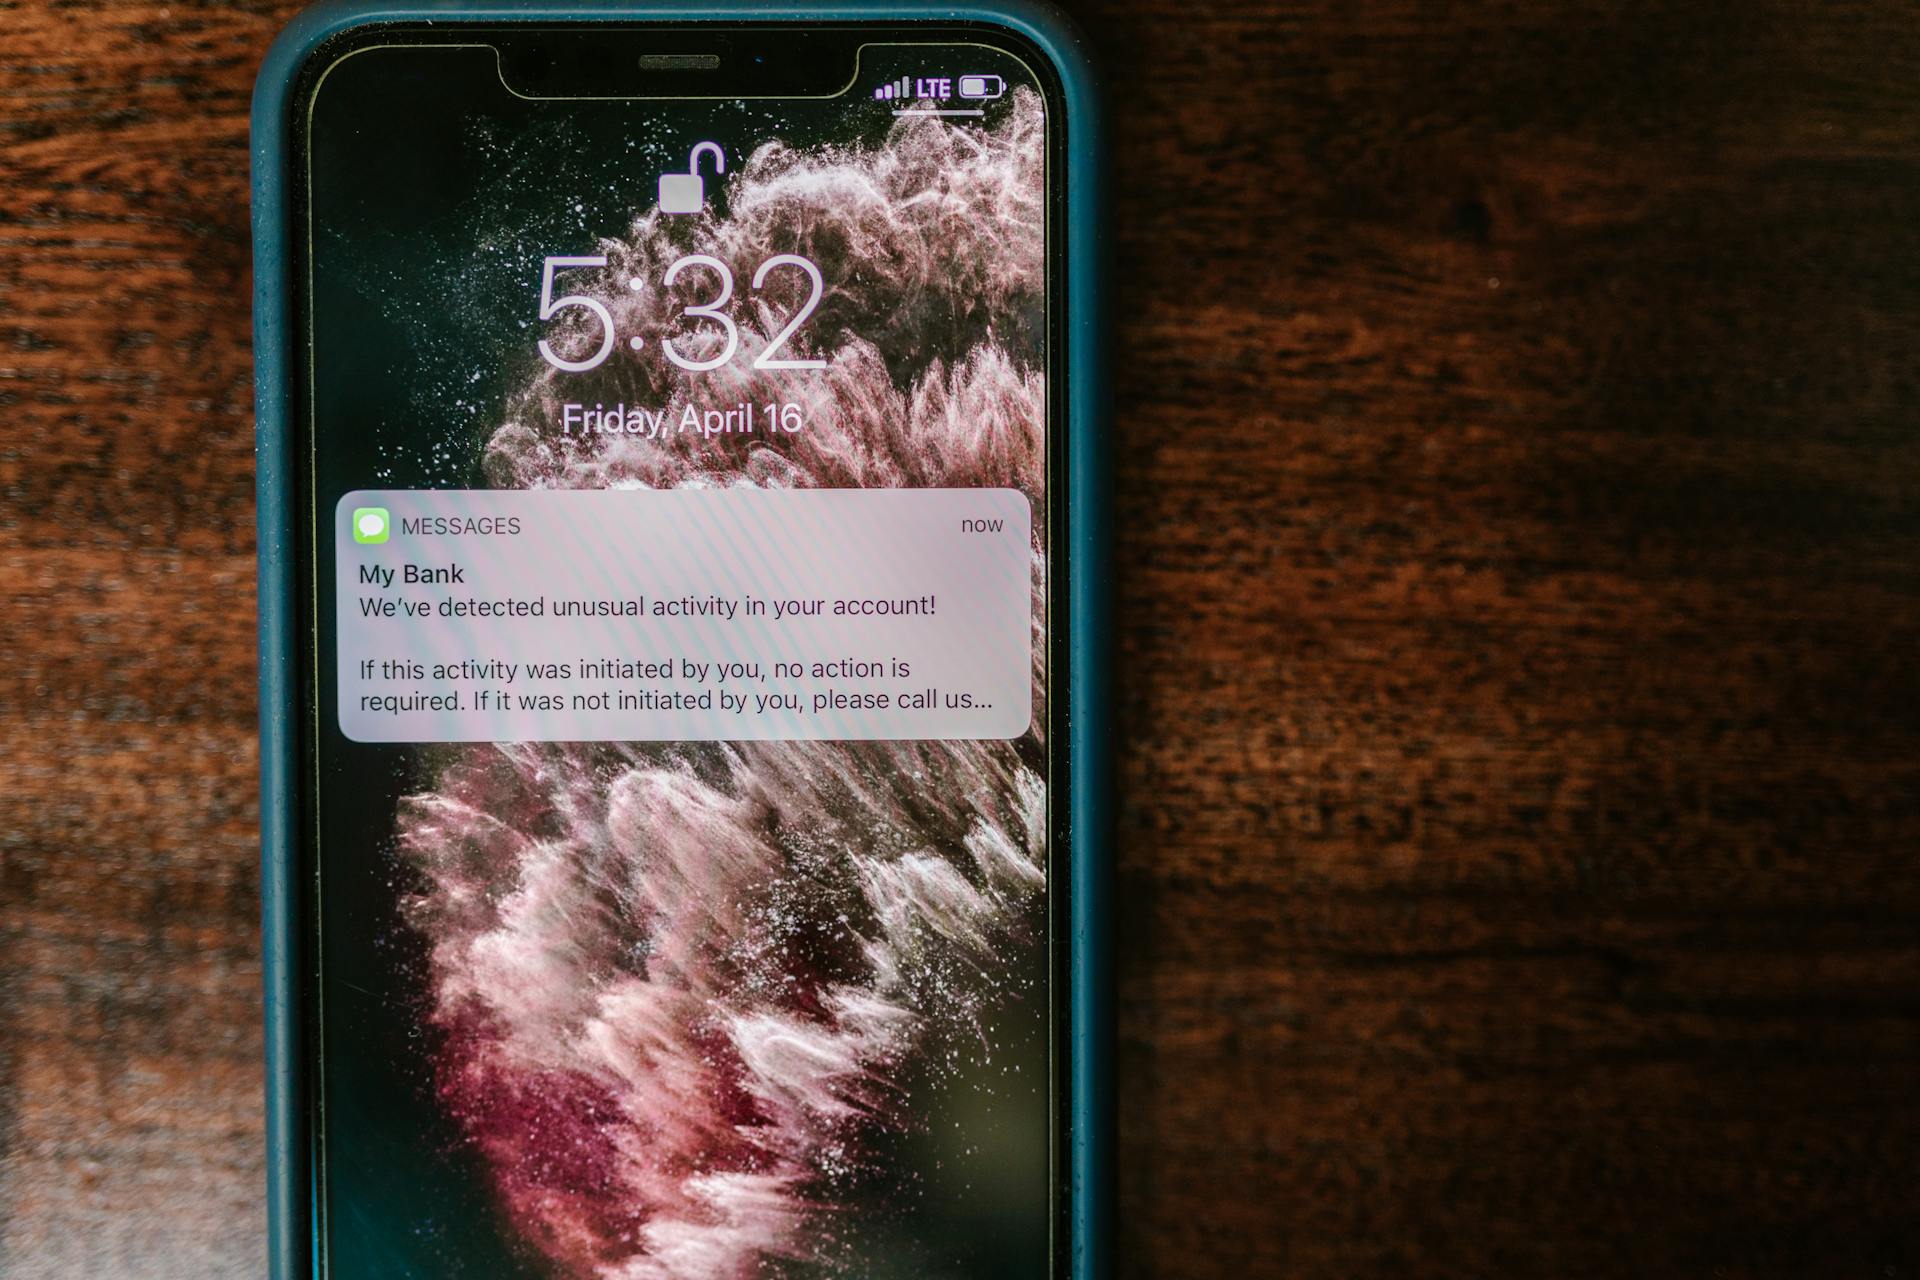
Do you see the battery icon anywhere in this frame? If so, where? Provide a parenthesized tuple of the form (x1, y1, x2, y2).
(957, 74, 1005, 100)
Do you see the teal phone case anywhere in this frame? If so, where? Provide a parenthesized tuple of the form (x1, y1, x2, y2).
(253, 5, 1108, 1275)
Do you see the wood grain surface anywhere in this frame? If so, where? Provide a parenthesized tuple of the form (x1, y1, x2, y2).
(3, 1, 1918, 1276)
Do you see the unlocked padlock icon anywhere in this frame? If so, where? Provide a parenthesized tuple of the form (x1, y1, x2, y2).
(659, 141, 725, 215)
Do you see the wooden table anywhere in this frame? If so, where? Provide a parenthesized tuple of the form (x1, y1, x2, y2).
(3, 1, 1917, 1275)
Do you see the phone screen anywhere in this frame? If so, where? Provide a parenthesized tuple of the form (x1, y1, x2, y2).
(297, 26, 1063, 1280)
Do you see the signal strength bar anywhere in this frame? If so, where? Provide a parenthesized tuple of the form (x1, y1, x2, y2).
(872, 76, 912, 100)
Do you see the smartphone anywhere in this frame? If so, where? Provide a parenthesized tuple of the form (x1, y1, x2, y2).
(253, 4, 1106, 1278)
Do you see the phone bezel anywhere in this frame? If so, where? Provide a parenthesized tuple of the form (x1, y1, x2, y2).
(255, 9, 1106, 1279)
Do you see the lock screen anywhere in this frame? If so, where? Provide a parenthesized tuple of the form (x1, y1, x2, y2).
(300, 30, 1061, 1280)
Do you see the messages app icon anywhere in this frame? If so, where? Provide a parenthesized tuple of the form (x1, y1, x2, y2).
(352, 507, 390, 544)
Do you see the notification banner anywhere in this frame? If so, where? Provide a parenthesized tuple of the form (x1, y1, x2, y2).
(334, 487, 1033, 743)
